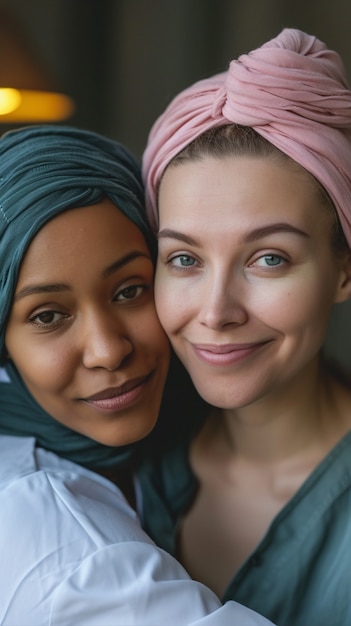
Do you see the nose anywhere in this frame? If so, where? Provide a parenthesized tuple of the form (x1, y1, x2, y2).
(197, 274, 248, 330)
(81, 311, 133, 371)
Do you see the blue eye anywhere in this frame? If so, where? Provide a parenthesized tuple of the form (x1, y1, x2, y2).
(255, 254, 285, 267)
(264, 255, 282, 266)
(170, 255, 196, 267)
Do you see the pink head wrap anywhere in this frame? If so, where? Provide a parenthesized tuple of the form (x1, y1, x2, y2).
(142, 28, 351, 244)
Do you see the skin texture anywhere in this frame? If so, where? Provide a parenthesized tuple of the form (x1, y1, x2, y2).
(6, 198, 170, 447)
(156, 155, 351, 413)
(155, 155, 351, 595)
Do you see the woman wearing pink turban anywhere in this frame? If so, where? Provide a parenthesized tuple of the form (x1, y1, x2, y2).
(139, 29, 351, 626)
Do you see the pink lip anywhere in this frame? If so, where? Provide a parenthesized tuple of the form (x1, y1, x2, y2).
(82, 373, 153, 412)
(191, 342, 270, 366)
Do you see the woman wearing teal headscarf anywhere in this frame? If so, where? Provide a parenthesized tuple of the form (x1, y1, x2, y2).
(0, 125, 273, 625)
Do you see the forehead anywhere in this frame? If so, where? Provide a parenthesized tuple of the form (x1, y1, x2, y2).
(16, 199, 149, 282)
(160, 155, 324, 222)
(162, 153, 319, 193)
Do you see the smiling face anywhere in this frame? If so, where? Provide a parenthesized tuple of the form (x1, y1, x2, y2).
(5, 198, 170, 446)
(155, 155, 351, 410)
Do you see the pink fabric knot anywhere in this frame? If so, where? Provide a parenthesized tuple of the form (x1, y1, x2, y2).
(211, 86, 227, 119)
(142, 28, 351, 245)
(223, 30, 351, 129)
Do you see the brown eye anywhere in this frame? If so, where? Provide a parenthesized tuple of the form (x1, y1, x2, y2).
(37, 311, 56, 324)
(29, 310, 66, 327)
(115, 285, 145, 301)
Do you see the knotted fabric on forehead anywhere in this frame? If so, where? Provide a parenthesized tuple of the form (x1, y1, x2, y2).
(0, 124, 155, 471)
(0, 124, 154, 361)
(142, 28, 351, 242)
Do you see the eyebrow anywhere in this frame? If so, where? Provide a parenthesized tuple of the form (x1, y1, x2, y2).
(244, 223, 310, 242)
(158, 223, 310, 246)
(14, 250, 151, 301)
(102, 251, 151, 278)
(14, 283, 70, 302)
(158, 230, 198, 246)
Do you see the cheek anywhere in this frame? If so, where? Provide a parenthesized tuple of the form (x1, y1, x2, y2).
(132, 306, 171, 358)
(148, 318, 171, 356)
(9, 335, 76, 395)
(154, 274, 181, 333)
(252, 272, 336, 332)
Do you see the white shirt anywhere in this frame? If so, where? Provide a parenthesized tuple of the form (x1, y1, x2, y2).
(0, 435, 274, 626)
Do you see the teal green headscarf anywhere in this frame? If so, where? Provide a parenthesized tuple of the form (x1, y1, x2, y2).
(0, 124, 156, 470)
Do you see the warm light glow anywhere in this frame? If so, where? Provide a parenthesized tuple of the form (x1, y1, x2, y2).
(0, 89, 75, 122)
(0, 88, 21, 115)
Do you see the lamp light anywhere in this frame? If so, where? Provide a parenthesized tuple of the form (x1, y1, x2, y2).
(0, 9, 75, 123)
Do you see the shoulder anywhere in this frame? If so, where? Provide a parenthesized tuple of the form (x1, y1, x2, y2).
(0, 435, 154, 623)
(0, 434, 143, 542)
(0, 438, 274, 625)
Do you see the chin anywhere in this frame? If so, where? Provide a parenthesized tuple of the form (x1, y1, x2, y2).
(95, 414, 159, 448)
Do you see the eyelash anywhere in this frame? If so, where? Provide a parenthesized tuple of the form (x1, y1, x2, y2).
(167, 254, 199, 270)
(28, 284, 149, 329)
(250, 253, 288, 268)
(28, 310, 69, 329)
(166, 252, 288, 272)
(114, 284, 147, 301)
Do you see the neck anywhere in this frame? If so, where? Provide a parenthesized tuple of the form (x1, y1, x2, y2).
(206, 358, 350, 466)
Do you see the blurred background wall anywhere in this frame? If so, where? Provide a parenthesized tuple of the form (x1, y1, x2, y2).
(0, 0, 350, 369)
(2, 0, 350, 155)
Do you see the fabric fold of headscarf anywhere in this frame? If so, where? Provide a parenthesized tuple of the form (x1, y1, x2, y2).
(0, 124, 154, 470)
(142, 28, 351, 244)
